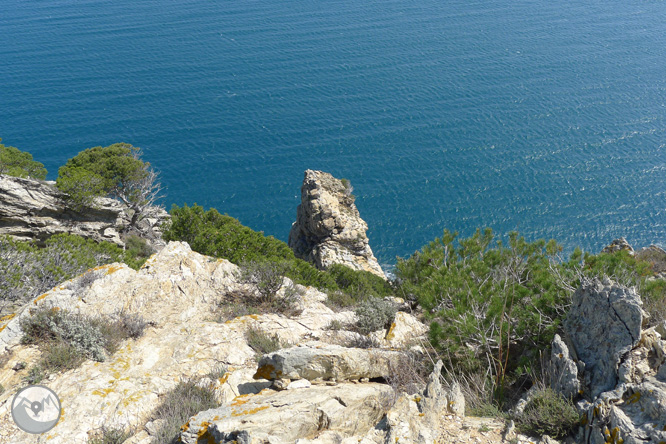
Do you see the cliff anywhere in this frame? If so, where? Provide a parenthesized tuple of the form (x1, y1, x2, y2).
(0, 174, 168, 248)
(288, 170, 387, 279)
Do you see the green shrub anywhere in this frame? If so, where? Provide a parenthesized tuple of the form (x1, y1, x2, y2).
(397, 229, 579, 403)
(150, 379, 218, 444)
(0, 140, 47, 180)
(354, 297, 397, 335)
(124, 234, 155, 259)
(515, 387, 579, 439)
(39, 342, 85, 373)
(327, 264, 394, 303)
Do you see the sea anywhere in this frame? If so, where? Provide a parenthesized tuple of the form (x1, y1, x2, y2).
(2, 0, 666, 267)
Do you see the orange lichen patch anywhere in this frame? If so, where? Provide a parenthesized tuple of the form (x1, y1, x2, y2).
(181, 421, 190, 432)
(627, 392, 641, 404)
(92, 388, 114, 397)
(0, 313, 16, 322)
(91, 263, 125, 276)
(253, 364, 277, 380)
(56, 408, 65, 426)
(230, 394, 251, 407)
(33, 292, 50, 305)
(196, 421, 211, 438)
(121, 391, 145, 408)
(219, 372, 231, 385)
(385, 322, 397, 341)
(231, 405, 269, 417)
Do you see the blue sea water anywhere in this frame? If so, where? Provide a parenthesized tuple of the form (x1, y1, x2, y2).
(2, 0, 666, 266)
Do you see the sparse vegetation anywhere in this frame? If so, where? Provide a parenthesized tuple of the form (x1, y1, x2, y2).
(0, 233, 149, 315)
(149, 379, 218, 444)
(20, 307, 147, 381)
(88, 426, 133, 444)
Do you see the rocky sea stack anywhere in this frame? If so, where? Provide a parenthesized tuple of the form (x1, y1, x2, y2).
(288, 170, 386, 279)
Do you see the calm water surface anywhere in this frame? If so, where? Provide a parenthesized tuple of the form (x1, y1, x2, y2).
(2, 0, 666, 266)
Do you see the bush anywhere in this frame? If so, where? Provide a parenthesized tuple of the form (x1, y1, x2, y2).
(124, 234, 155, 259)
(150, 379, 218, 444)
(0, 139, 47, 180)
(354, 297, 397, 335)
(20, 308, 147, 380)
(327, 264, 394, 304)
(245, 327, 283, 355)
(515, 387, 579, 439)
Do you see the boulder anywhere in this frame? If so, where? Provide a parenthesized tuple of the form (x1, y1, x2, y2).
(549, 279, 666, 444)
(253, 343, 405, 381)
(180, 383, 393, 444)
(288, 170, 386, 279)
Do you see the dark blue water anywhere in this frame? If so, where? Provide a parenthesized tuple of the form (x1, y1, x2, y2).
(2, 0, 666, 266)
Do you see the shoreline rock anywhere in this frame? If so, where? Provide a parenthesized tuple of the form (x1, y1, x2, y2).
(288, 170, 386, 279)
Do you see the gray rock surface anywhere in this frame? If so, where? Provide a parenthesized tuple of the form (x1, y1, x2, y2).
(549, 334, 580, 399)
(550, 279, 666, 444)
(0, 174, 167, 248)
(601, 237, 634, 256)
(564, 279, 645, 397)
(288, 170, 386, 278)
(253, 344, 404, 381)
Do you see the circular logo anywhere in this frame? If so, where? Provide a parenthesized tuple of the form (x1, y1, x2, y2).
(11, 385, 62, 434)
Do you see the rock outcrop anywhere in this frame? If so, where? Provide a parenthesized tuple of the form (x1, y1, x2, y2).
(601, 237, 635, 256)
(548, 279, 666, 444)
(1, 241, 489, 444)
(0, 174, 167, 248)
(253, 344, 405, 381)
(288, 170, 386, 279)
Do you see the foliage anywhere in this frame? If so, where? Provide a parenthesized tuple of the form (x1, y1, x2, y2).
(150, 379, 218, 444)
(0, 139, 47, 180)
(515, 387, 580, 439)
(327, 264, 394, 302)
(56, 143, 162, 226)
(0, 234, 147, 315)
(354, 297, 397, 335)
(163, 204, 337, 289)
(396, 229, 579, 403)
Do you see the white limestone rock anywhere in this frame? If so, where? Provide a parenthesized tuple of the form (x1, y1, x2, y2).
(288, 170, 386, 279)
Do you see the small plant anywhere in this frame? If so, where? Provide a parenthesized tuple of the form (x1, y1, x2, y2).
(478, 424, 491, 433)
(88, 426, 133, 444)
(515, 387, 579, 439)
(385, 351, 429, 395)
(206, 365, 227, 382)
(326, 319, 343, 331)
(24, 365, 45, 385)
(245, 327, 283, 355)
(354, 297, 397, 335)
(240, 260, 288, 304)
(150, 379, 218, 444)
(0, 383, 4, 395)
